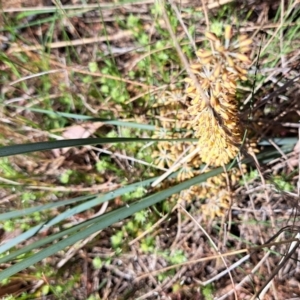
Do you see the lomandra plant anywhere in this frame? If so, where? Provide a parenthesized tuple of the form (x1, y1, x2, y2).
(0, 19, 290, 290)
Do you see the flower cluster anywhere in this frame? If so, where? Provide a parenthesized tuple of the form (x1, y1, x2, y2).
(185, 26, 252, 166)
(152, 89, 201, 180)
(151, 26, 252, 218)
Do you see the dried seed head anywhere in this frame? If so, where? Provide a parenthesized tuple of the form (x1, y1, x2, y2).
(224, 25, 233, 42)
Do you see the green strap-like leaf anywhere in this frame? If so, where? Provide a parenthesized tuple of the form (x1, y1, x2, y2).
(0, 176, 156, 221)
(0, 195, 94, 221)
(0, 223, 47, 254)
(10, 106, 158, 131)
(0, 176, 158, 255)
(0, 137, 195, 157)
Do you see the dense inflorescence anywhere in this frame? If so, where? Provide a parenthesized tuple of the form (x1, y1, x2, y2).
(152, 26, 252, 218)
(185, 25, 252, 166)
(152, 89, 201, 179)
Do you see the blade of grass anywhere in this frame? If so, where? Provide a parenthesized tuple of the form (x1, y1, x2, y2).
(0, 223, 47, 255)
(9, 106, 158, 130)
(2, 0, 152, 13)
(0, 195, 95, 221)
(0, 137, 196, 157)
(1, 136, 295, 158)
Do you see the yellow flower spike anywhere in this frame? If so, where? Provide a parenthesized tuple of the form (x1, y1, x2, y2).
(231, 53, 251, 63)
(183, 25, 252, 169)
(225, 55, 235, 67)
(213, 63, 222, 79)
(205, 31, 219, 42)
(213, 81, 221, 96)
(190, 94, 200, 104)
(238, 38, 252, 48)
(193, 108, 241, 166)
(217, 109, 230, 121)
(229, 80, 237, 89)
(201, 79, 210, 90)
(222, 80, 232, 90)
(196, 50, 212, 58)
(186, 86, 196, 93)
(238, 74, 248, 81)
(224, 25, 232, 42)
(191, 63, 203, 69)
(215, 42, 224, 53)
(184, 78, 192, 83)
(201, 57, 213, 65)
(234, 65, 247, 75)
(239, 46, 251, 54)
(209, 95, 219, 108)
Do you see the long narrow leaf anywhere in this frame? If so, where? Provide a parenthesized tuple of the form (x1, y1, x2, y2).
(2, 0, 150, 13)
(0, 223, 47, 255)
(0, 195, 94, 221)
(0, 176, 158, 255)
(10, 106, 158, 131)
(0, 137, 195, 157)
(0, 211, 107, 265)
